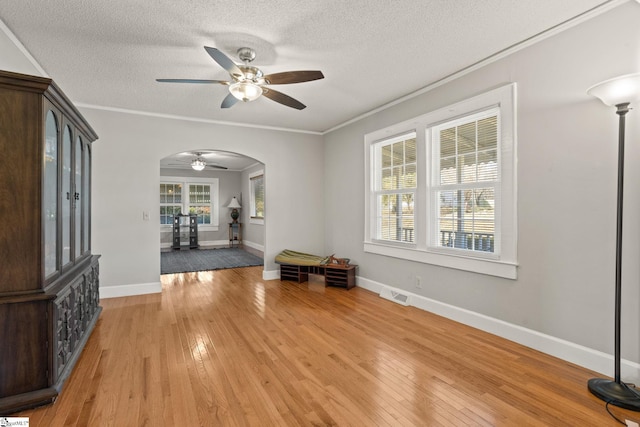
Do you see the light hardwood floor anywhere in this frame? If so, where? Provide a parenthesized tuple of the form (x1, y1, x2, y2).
(16, 266, 639, 426)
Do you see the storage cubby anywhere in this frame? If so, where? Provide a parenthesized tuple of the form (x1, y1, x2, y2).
(279, 263, 357, 289)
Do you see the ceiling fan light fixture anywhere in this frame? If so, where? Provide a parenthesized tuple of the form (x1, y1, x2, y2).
(229, 81, 263, 102)
(191, 157, 206, 171)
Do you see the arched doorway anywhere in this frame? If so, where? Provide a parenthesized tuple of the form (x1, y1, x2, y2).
(159, 150, 266, 274)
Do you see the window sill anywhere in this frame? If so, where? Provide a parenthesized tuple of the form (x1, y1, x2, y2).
(249, 218, 264, 225)
(363, 242, 517, 279)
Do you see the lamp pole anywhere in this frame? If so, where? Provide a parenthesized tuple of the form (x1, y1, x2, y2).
(613, 102, 629, 385)
(586, 73, 640, 411)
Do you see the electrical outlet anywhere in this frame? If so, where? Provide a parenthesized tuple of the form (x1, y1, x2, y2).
(415, 276, 422, 289)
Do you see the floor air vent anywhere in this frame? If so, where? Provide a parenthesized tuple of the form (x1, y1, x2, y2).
(379, 287, 410, 306)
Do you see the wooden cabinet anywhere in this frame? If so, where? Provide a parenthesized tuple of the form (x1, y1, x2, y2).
(0, 70, 101, 414)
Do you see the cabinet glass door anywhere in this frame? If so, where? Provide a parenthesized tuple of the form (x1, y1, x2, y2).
(74, 136, 83, 259)
(62, 125, 72, 267)
(83, 144, 91, 253)
(44, 110, 59, 278)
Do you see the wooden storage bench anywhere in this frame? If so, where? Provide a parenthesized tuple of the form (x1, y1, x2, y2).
(279, 263, 357, 290)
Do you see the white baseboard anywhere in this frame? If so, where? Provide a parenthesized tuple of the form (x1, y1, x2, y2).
(161, 240, 261, 249)
(356, 276, 640, 383)
(198, 240, 231, 247)
(243, 240, 264, 252)
(263, 269, 280, 280)
(100, 282, 162, 299)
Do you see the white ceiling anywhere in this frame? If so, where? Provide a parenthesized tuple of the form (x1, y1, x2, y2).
(0, 0, 611, 135)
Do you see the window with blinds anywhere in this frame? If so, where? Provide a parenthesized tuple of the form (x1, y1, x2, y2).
(432, 109, 499, 253)
(373, 133, 416, 243)
(250, 171, 265, 220)
(364, 83, 517, 278)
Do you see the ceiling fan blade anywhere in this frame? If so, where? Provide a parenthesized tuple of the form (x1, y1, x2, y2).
(262, 88, 306, 110)
(207, 164, 228, 170)
(221, 93, 239, 109)
(263, 71, 324, 85)
(156, 78, 230, 85)
(204, 46, 244, 80)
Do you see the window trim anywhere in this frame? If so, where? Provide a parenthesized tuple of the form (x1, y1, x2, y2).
(249, 169, 264, 225)
(160, 176, 219, 231)
(364, 83, 517, 279)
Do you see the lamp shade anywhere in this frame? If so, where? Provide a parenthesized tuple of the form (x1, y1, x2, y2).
(587, 73, 640, 106)
(227, 197, 241, 209)
(229, 82, 263, 102)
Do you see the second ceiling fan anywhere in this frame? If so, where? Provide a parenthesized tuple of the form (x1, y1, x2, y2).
(156, 46, 324, 110)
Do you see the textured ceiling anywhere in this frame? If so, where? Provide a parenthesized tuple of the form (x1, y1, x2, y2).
(0, 0, 611, 134)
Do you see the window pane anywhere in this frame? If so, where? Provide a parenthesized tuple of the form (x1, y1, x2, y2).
(188, 184, 212, 225)
(377, 135, 416, 190)
(435, 187, 495, 253)
(478, 149, 497, 181)
(381, 168, 392, 190)
(250, 174, 265, 219)
(478, 116, 498, 150)
(440, 158, 457, 185)
(381, 145, 392, 168)
(377, 193, 414, 243)
(460, 152, 477, 183)
(392, 166, 402, 189)
(392, 142, 404, 165)
(438, 113, 498, 186)
(457, 122, 476, 155)
(405, 138, 416, 163)
(404, 164, 417, 188)
(440, 128, 456, 158)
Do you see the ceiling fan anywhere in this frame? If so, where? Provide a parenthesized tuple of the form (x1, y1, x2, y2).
(166, 152, 228, 171)
(156, 46, 324, 110)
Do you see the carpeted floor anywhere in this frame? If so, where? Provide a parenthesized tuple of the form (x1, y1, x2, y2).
(161, 247, 263, 274)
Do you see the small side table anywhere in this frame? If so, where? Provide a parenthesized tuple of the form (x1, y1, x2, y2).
(229, 222, 242, 247)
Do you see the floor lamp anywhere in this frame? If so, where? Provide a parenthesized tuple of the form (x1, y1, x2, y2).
(587, 73, 640, 411)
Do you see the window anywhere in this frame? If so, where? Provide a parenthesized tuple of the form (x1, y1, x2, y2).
(160, 183, 183, 225)
(160, 177, 219, 229)
(431, 110, 498, 253)
(249, 170, 264, 224)
(364, 84, 517, 279)
(373, 133, 416, 243)
(188, 184, 211, 224)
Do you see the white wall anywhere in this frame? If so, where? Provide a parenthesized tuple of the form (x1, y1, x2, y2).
(324, 1, 640, 379)
(82, 108, 324, 292)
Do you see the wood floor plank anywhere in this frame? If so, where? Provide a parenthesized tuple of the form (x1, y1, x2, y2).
(13, 266, 640, 426)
